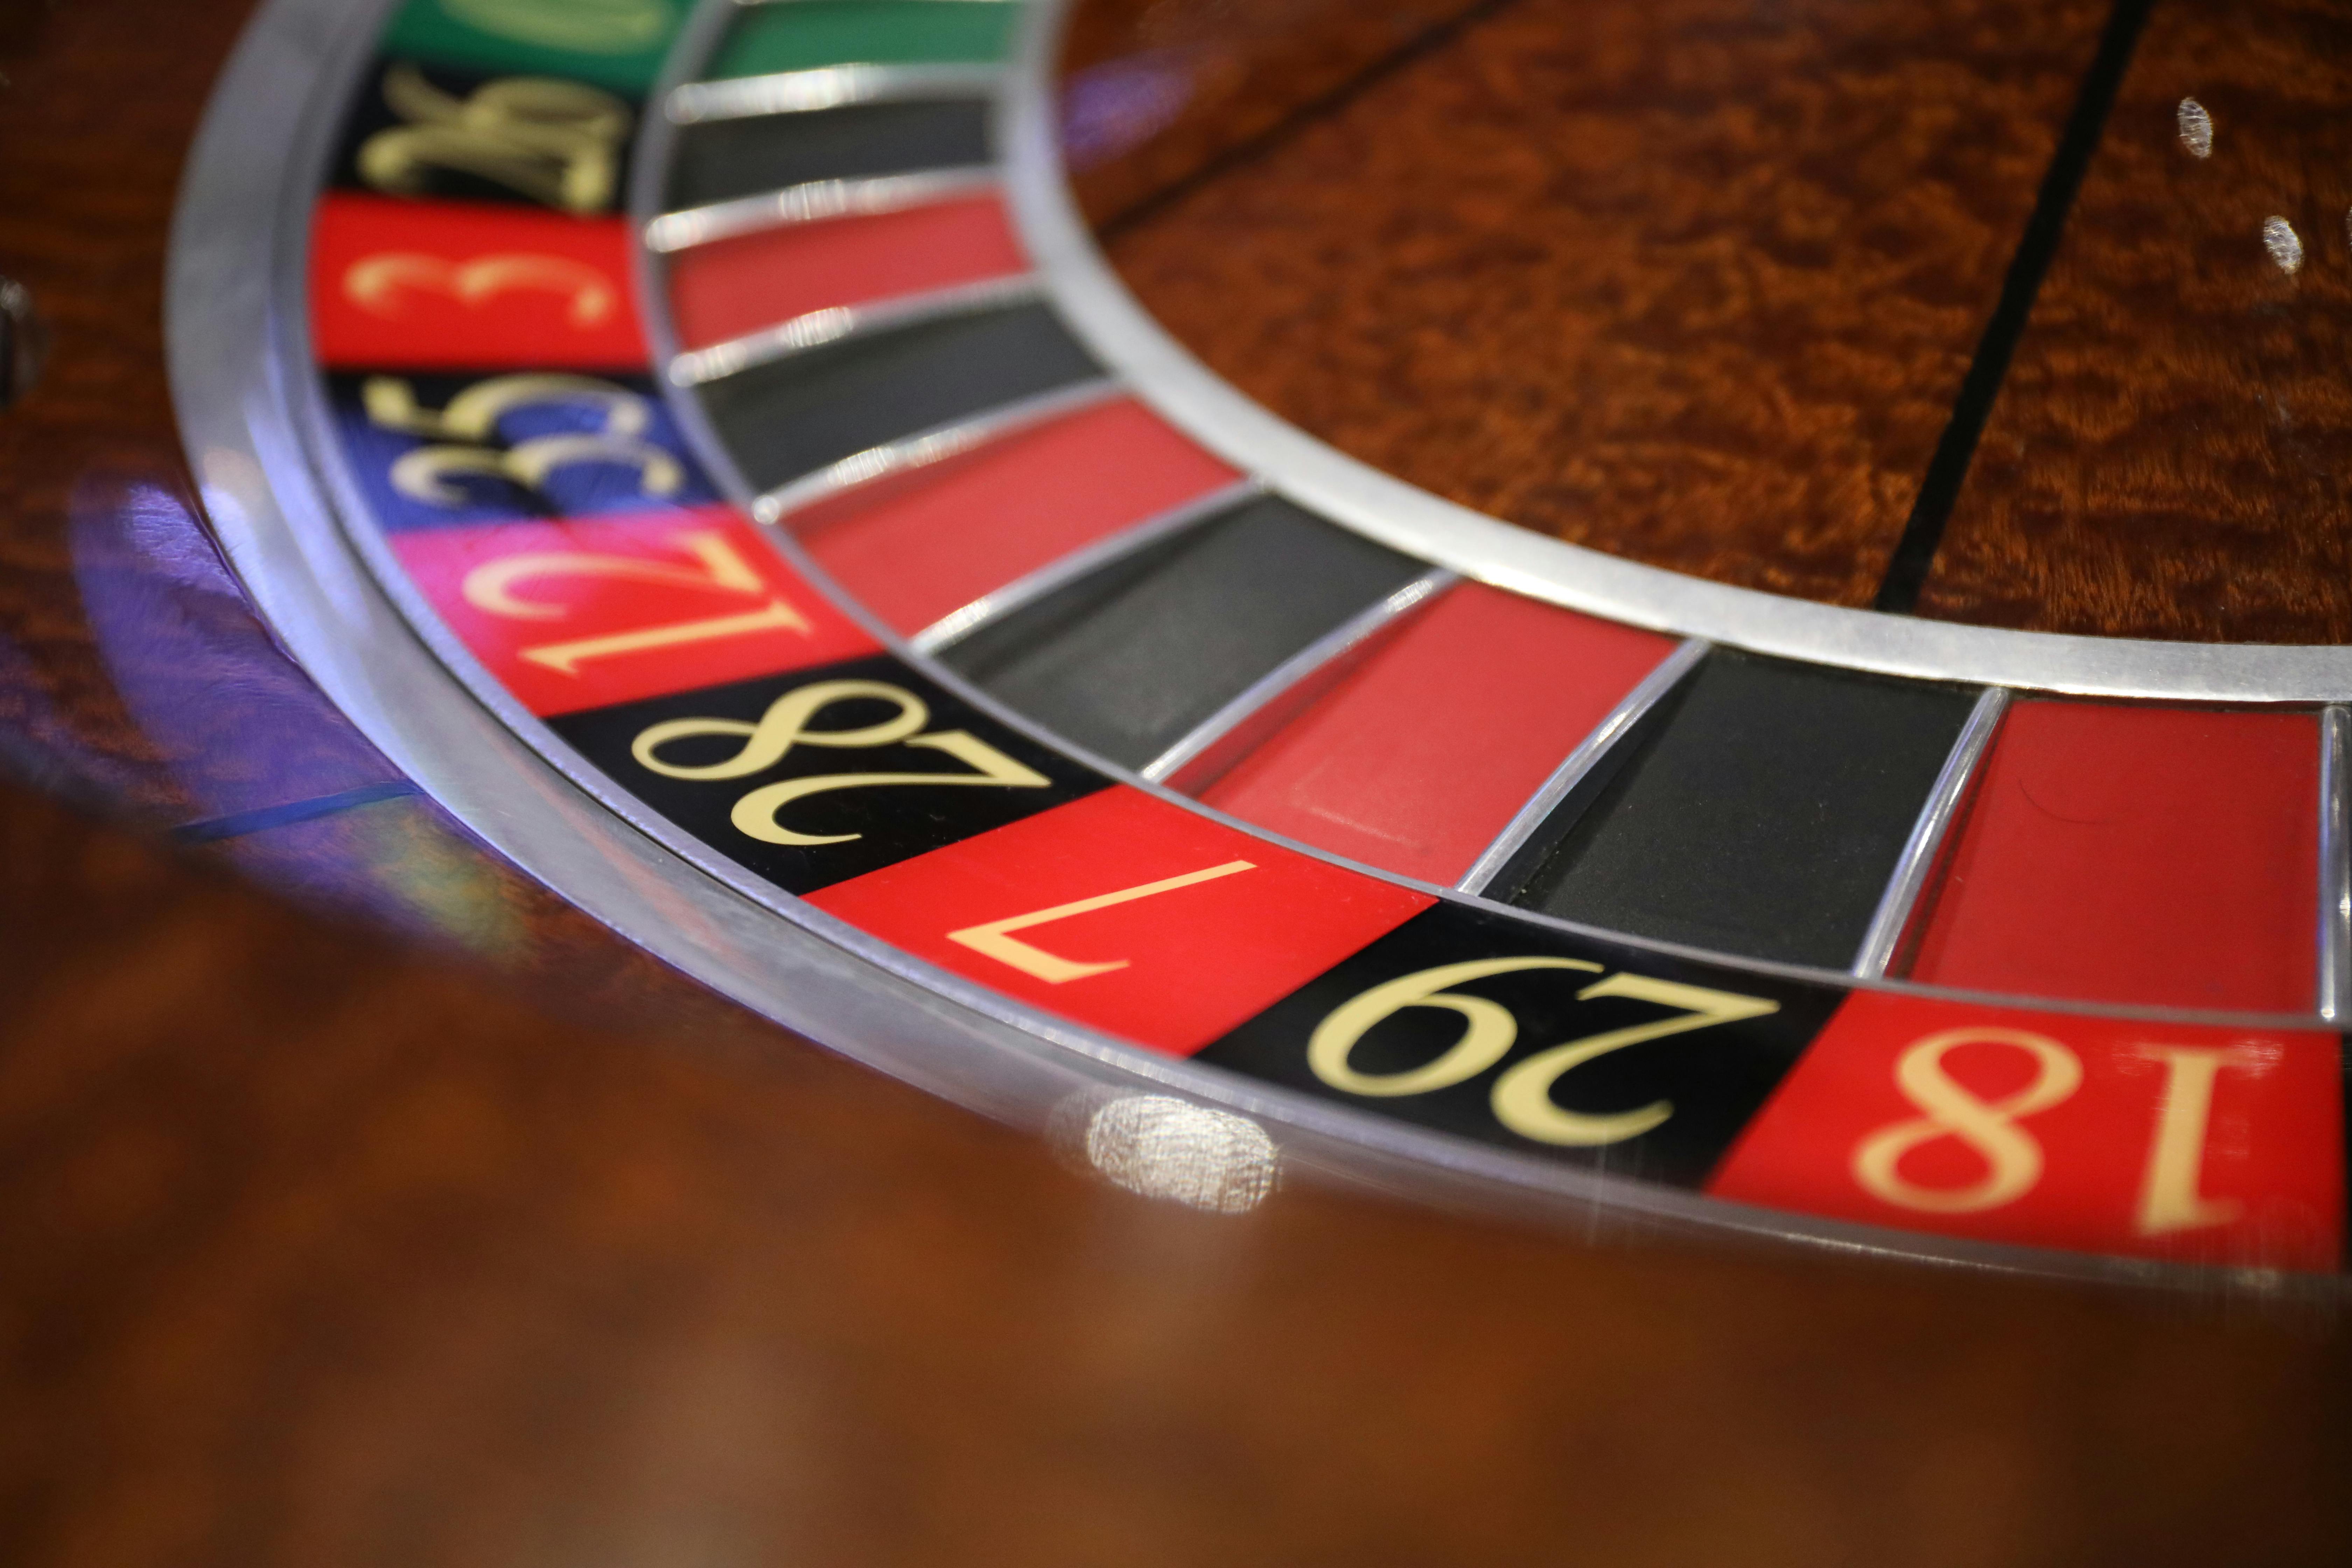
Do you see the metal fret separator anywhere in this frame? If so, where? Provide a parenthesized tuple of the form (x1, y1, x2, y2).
(2319, 705, 2350, 1023)
(1452, 638, 1712, 897)
(1141, 568, 1460, 790)
(910, 477, 1264, 653)
(646, 167, 1000, 252)
(667, 62, 1008, 124)
(668, 273, 1045, 385)
(749, 377, 1126, 525)
(1849, 685, 2010, 980)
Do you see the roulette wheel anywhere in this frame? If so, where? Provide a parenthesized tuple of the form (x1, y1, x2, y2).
(10, 0, 2352, 1559)
(113, 0, 2352, 1288)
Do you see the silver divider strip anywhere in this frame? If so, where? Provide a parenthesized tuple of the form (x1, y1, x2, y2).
(751, 376, 1126, 524)
(646, 167, 1000, 253)
(669, 273, 1044, 385)
(2318, 705, 2350, 1022)
(1849, 685, 2010, 979)
(667, 62, 1008, 123)
(911, 476, 1264, 652)
(1453, 638, 1712, 896)
(1142, 569, 1460, 789)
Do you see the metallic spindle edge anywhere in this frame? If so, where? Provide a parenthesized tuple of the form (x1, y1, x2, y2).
(645, 167, 999, 253)
(2318, 705, 2350, 1022)
(1140, 569, 1459, 786)
(1453, 638, 1711, 896)
(748, 377, 1126, 525)
(911, 477, 1264, 653)
(1849, 685, 2011, 979)
(668, 273, 1044, 386)
(667, 63, 1007, 124)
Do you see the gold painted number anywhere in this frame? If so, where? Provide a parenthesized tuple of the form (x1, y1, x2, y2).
(947, 861, 1258, 983)
(366, 374, 682, 510)
(441, 0, 675, 55)
(1491, 973, 1781, 1145)
(359, 63, 630, 213)
(2132, 1044, 2254, 1236)
(630, 680, 1050, 847)
(459, 530, 812, 676)
(1852, 1031, 2263, 1232)
(1309, 959, 1779, 1145)
(1850, 1029, 2082, 1214)
(345, 252, 619, 327)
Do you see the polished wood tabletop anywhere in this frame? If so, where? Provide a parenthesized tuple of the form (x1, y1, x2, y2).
(10, 778, 2352, 1567)
(1089, 0, 2352, 640)
(1, 0, 2351, 1562)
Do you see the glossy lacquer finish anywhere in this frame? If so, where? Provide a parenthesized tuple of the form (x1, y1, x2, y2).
(189, 0, 2352, 1300)
(5, 0, 2352, 1560)
(1079, 0, 2352, 646)
(1072, 0, 2113, 609)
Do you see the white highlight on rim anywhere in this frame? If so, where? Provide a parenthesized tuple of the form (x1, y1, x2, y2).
(667, 62, 1004, 122)
(646, 166, 997, 251)
(997, 0, 2352, 703)
(668, 272, 1043, 384)
(1851, 686, 2010, 979)
(1453, 639, 1711, 895)
(1082, 1094, 1279, 1213)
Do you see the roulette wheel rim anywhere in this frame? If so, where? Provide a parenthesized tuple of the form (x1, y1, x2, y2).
(164, 0, 2352, 1287)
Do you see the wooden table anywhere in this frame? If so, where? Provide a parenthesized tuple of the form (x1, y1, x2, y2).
(0, 0, 2347, 1561)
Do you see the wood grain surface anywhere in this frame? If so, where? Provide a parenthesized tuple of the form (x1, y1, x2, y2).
(1077, 0, 2112, 607)
(0, 0, 316, 824)
(6, 779, 2352, 1567)
(1063, 0, 1482, 228)
(0, 0, 2350, 1560)
(1918, 0, 2352, 642)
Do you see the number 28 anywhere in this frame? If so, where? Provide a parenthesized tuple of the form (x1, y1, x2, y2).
(630, 680, 1051, 847)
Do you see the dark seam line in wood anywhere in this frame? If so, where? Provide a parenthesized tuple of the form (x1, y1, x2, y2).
(1870, 0, 2158, 615)
(1096, 0, 1538, 241)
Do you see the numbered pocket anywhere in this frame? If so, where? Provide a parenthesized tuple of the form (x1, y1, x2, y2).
(1707, 993, 2346, 1268)
(546, 653, 1108, 892)
(392, 506, 879, 713)
(1196, 902, 1843, 1185)
(330, 370, 720, 530)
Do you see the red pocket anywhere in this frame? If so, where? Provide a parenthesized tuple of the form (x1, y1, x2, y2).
(393, 506, 877, 715)
(313, 194, 646, 370)
(1709, 992, 2344, 1270)
(809, 786, 1434, 1055)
